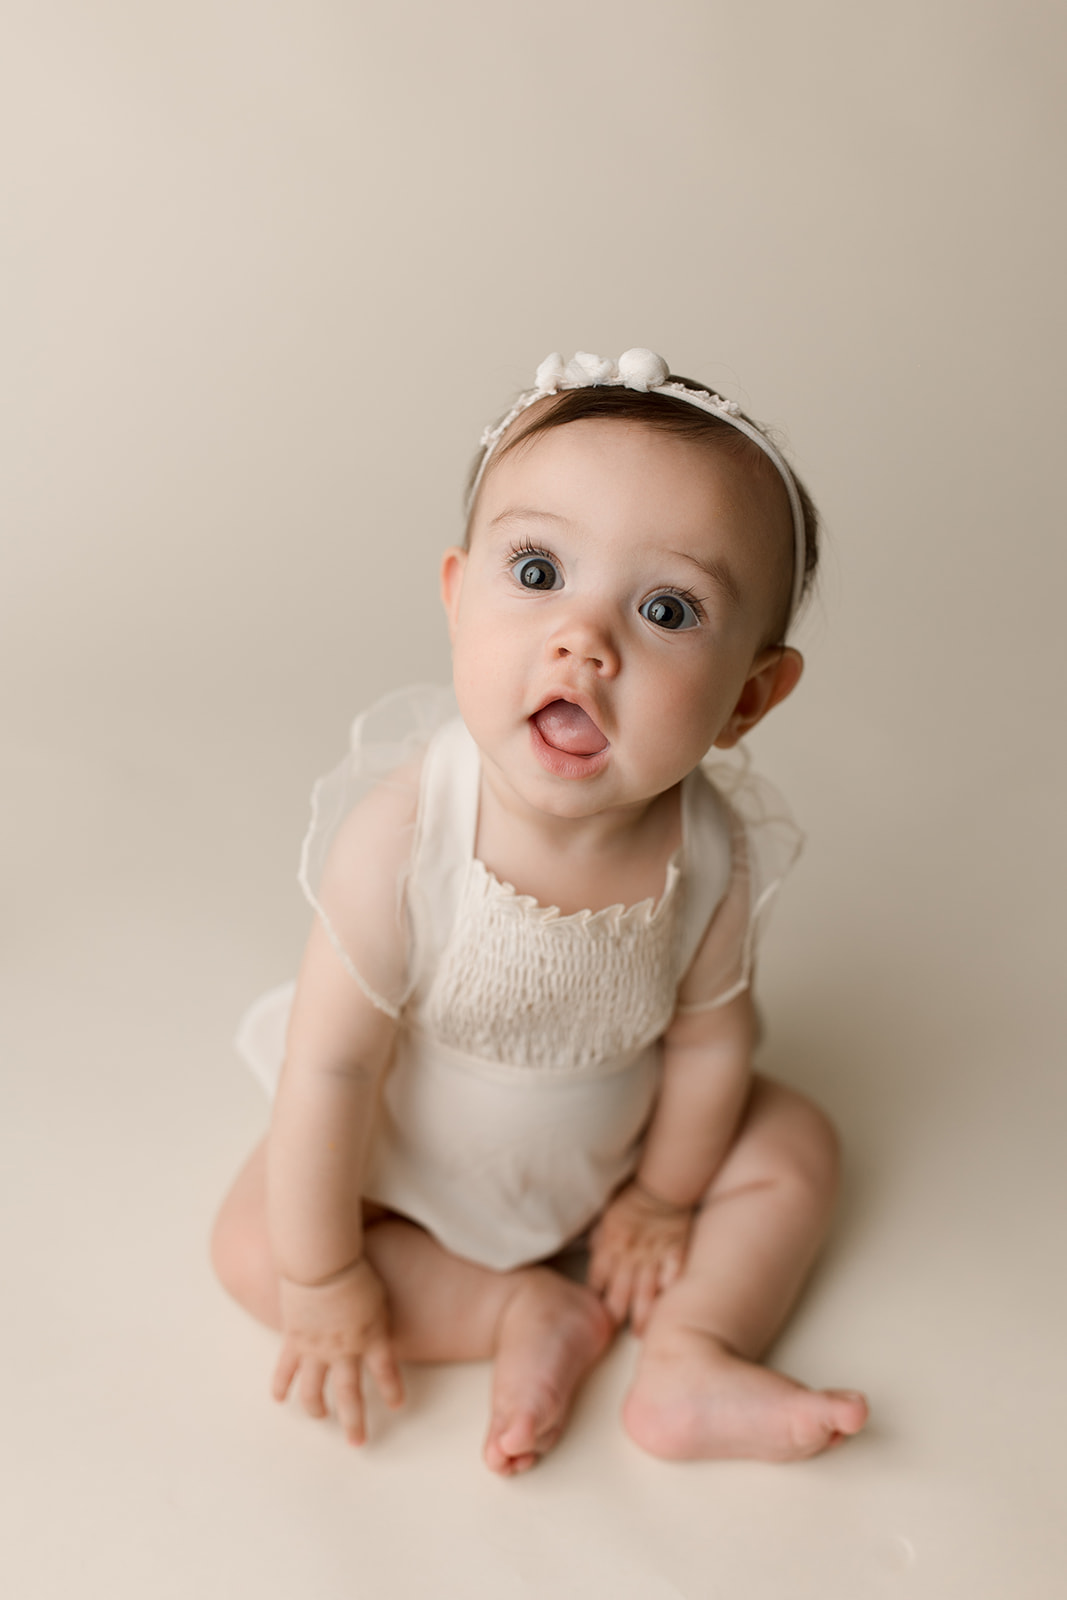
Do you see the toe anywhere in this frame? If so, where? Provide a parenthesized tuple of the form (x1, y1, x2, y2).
(485, 1407, 543, 1475)
(827, 1388, 869, 1436)
(788, 1390, 867, 1458)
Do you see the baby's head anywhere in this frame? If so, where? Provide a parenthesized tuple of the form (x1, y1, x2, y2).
(442, 351, 817, 814)
(465, 350, 818, 650)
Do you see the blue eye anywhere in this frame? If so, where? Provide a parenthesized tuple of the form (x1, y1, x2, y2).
(512, 553, 561, 591)
(640, 593, 700, 631)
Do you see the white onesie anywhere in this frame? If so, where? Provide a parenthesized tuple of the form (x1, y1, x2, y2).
(237, 685, 801, 1271)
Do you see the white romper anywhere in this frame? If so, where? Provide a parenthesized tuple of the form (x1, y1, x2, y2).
(237, 685, 801, 1272)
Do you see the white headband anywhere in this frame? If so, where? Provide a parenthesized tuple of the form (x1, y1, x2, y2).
(469, 348, 808, 626)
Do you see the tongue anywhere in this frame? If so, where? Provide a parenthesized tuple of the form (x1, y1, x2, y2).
(533, 700, 608, 756)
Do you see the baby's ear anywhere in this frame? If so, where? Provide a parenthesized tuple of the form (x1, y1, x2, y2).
(714, 647, 804, 749)
(440, 547, 467, 640)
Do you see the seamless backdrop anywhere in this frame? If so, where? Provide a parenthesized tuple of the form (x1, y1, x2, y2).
(3, 4, 1065, 1597)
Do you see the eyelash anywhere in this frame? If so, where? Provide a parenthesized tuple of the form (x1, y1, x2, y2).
(504, 540, 709, 625)
(654, 584, 708, 624)
(504, 538, 556, 568)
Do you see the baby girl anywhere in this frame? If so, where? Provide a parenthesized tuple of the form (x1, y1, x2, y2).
(211, 348, 869, 1474)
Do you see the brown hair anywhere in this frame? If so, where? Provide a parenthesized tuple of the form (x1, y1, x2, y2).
(465, 380, 819, 642)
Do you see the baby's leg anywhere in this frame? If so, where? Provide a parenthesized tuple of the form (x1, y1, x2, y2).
(365, 1221, 614, 1474)
(211, 1141, 612, 1473)
(622, 1077, 869, 1461)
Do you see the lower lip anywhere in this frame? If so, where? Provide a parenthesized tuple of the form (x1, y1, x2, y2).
(529, 719, 611, 780)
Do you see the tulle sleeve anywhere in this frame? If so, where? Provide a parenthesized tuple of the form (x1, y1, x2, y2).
(675, 749, 804, 1013)
(297, 683, 459, 1018)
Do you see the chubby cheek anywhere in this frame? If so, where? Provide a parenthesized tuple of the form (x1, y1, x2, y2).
(630, 668, 728, 773)
(450, 613, 525, 732)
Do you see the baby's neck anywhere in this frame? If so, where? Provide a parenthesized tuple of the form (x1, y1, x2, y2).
(473, 778, 683, 917)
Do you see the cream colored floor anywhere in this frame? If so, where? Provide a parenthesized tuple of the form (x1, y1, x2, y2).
(5, 678, 1066, 1599)
(4, 2, 1066, 1595)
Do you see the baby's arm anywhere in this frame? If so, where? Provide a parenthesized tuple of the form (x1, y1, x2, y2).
(589, 992, 756, 1332)
(590, 842, 759, 1332)
(268, 916, 405, 1442)
(267, 769, 418, 1443)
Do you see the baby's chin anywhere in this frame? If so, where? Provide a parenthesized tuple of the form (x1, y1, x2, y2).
(470, 742, 610, 822)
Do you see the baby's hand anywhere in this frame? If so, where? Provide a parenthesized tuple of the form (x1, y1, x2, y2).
(273, 1256, 404, 1445)
(588, 1181, 693, 1335)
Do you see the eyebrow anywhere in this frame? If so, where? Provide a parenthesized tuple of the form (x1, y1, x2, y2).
(661, 549, 741, 610)
(487, 507, 572, 532)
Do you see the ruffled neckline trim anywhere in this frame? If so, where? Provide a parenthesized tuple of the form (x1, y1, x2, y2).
(468, 851, 682, 932)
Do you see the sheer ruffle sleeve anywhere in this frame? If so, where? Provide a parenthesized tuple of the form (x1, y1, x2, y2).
(675, 748, 803, 1012)
(235, 684, 458, 1097)
(296, 683, 459, 1018)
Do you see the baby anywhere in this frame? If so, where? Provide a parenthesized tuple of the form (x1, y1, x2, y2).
(212, 348, 869, 1474)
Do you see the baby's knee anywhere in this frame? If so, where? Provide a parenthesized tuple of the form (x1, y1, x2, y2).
(740, 1079, 841, 1214)
(209, 1194, 277, 1321)
(209, 1202, 245, 1299)
(776, 1091, 841, 1212)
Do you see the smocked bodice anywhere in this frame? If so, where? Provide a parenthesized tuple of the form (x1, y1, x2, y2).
(421, 854, 684, 1072)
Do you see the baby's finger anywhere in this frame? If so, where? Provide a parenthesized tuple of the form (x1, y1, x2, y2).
(364, 1338, 405, 1410)
(657, 1246, 684, 1291)
(604, 1259, 636, 1326)
(297, 1355, 330, 1419)
(330, 1356, 366, 1445)
(586, 1238, 614, 1294)
(630, 1262, 661, 1337)
(271, 1343, 301, 1403)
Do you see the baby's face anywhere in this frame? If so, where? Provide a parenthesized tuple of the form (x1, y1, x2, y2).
(442, 417, 800, 821)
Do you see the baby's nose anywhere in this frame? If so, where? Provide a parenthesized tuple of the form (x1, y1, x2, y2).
(551, 612, 620, 675)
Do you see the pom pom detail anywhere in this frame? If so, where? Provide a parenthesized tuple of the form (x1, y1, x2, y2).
(566, 352, 618, 386)
(534, 352, 567, 393)
(617, 348, 670, 390)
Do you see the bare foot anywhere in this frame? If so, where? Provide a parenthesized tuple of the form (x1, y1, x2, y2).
(623, 1327, 868, 1462)
(484, 1270, 614, 1475)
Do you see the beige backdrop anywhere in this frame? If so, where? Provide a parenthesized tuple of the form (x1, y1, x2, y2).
(3, 3, 1065, 1596)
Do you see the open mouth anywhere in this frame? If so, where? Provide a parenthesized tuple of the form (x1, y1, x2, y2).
(530, 699, 609, 757)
